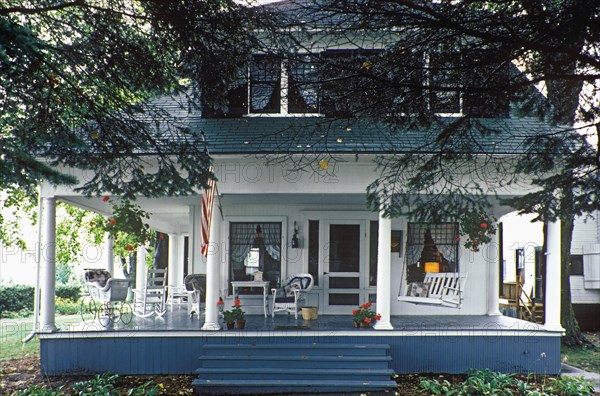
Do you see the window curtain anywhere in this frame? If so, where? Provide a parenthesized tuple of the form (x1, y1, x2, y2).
(261, 223, 281, 261)
(230, 224, 257, 271)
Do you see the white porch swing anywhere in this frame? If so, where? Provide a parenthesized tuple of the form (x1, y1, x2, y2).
(397, 227, 467, 308)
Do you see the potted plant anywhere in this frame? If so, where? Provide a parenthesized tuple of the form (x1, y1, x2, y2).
(352, 301, 381, 328)
(222, 309, 236, 329)
(232, 298, 245, 329)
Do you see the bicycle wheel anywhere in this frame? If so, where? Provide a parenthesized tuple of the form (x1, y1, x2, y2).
(80, 296, 97, 324)
(118, 302, 133, 325)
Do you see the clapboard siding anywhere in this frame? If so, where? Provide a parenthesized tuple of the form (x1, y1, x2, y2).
(571, 215, 599, 255)
(570, 275, 600, 304)
(40, 334, 561, 376)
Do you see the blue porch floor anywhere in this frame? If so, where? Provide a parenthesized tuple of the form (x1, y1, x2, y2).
(58, 308, 553, 335)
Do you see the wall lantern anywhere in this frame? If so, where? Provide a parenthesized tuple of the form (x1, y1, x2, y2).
(291, 221, 300, 248)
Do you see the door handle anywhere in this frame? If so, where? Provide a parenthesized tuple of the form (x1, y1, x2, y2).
(323, 272, 329, 275)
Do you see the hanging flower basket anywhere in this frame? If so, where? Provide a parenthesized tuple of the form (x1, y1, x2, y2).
(458, 212, 497, 252)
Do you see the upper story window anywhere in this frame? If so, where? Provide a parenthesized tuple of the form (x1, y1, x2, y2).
(202, 50, 509, 118)
(249, 55, 319, 115)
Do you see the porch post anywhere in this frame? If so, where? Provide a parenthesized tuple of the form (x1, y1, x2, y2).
(487, 231, 501, 315)
(104, 233, 114, 275)
(374, 203, 394, 330)
(202, 204, 221, 331)
(167, 234, 180, 289)
(189, 205, 205, 274)
(136, 245, 147, 303)
(40, 197, 57, 333)
(545, 220, 563, 331)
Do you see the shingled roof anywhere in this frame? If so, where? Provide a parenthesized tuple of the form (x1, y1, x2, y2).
(194, 117, 563, 155)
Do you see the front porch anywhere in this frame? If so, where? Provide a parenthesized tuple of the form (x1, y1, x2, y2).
(40, 312, 562, 376)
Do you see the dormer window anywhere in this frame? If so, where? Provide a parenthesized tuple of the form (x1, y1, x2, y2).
(249, 55, 319, 115)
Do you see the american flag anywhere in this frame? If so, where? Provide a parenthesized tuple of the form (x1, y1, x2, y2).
(201, 167, 217, 257)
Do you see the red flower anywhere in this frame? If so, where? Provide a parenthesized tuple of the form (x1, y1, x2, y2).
(473, 239, 478, 244)
(361, 301, 372, 309)
(217, 298, 224, 306)
(109, 219, 117, 225)
(234, 298, 241, 307)
(375, 314, 381, 321)
(352, 309, 358, 316)
(480, 222, 488, 229)
(159, 233, 165, 239)
(455, 236, 461, 242)
(102, 196, 110, 202)
(364, 317, 372, 324)
(126, 244, 134, 251)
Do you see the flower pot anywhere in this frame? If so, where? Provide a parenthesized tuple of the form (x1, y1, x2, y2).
(361, 322, 370, 328)
(236, 319, 246, 330)
(354, 322, 361, 328)
(226, 321, 235, 330)
(302, 306, 318, 320)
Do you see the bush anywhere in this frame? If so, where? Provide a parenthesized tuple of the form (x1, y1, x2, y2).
(418, 369, 595, 396)
(0, 285, 34, 316)
(55, 297, 80, 316)
(55, 285, 82, 302)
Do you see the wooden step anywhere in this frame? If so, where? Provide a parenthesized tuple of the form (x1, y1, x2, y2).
(195, 367, 395, 381)
(191, 379, 399, 394)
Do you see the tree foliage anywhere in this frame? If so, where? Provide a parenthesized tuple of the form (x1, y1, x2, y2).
(0, 0, 256, 200)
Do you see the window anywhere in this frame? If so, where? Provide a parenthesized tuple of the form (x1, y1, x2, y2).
(405, 223, 459, 283)
(250, 56, 281, 113)
(570, 254, 584, 276)
(229, 222, 282, 293)
(428, 53, 461, 114)
(308, 220, 319, 286)
(369, 220, 378, 286)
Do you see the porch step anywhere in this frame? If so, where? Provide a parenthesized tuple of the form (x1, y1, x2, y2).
(193, 343, 397, 394)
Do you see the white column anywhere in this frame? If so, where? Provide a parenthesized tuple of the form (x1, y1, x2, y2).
(545, 220, 563, 331)
(168, 234, 180, 288)
(189, 205, 205, 274)
(487, 231, 501, 315)
(202, 205, 222, 331)
(374, 204, 394, 330)
(105, 234, 114, 275)
(136, 245, 147, 301)
(40, 197, 57, 333)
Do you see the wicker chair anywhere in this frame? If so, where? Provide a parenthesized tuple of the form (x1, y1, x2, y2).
(271, 273, 314, 319)
(184, 274, 206, 317)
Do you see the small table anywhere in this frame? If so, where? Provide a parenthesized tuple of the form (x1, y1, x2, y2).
(230, 280, 270, 317)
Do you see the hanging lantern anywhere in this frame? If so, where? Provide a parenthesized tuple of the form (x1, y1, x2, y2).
(424, 262, 440, 273)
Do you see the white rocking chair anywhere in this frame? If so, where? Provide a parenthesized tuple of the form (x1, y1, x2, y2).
(271, 273, 314, 319)
(134, 268, 168, 317)
(398, 272, 467, 308)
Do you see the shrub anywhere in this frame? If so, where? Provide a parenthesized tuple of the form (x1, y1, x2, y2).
(55, 285, 82, 302)
(55, 297, 80, 315)
(14, 385, 64, 396)
(0, 285, 34, 315)
(72, 373, 118, 395)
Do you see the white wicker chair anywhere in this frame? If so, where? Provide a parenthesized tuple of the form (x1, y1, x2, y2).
(271, 273, 314, 319)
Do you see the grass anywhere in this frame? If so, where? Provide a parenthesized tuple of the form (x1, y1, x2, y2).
(0, 314, 85, 362)
(561, 332, 600, 374)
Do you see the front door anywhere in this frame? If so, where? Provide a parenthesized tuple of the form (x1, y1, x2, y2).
(323, 222, 365, 314)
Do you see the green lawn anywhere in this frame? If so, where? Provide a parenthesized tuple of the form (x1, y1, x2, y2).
(561, 332, 600, 374)
(0, 315, 84, 362)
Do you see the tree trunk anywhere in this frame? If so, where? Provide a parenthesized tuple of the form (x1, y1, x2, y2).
(559, 187, 587, 346)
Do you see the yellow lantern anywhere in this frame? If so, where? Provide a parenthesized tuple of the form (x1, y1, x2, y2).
(424, 262, 440, 273)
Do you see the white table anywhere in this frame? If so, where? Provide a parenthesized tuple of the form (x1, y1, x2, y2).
(230, 280, 270, 317)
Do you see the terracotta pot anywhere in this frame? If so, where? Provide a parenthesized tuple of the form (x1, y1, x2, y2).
(226, 321, 235, 330)
(361, 322, 370, 328)
(236, 320, 246, 330)
(354, 322, 360, 328)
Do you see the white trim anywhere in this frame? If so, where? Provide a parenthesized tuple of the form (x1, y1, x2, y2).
(40, 328, 564, 339)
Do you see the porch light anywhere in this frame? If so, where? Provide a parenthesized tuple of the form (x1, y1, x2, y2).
(424, 262, 440, 273)
(291, 221, 299, 248)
